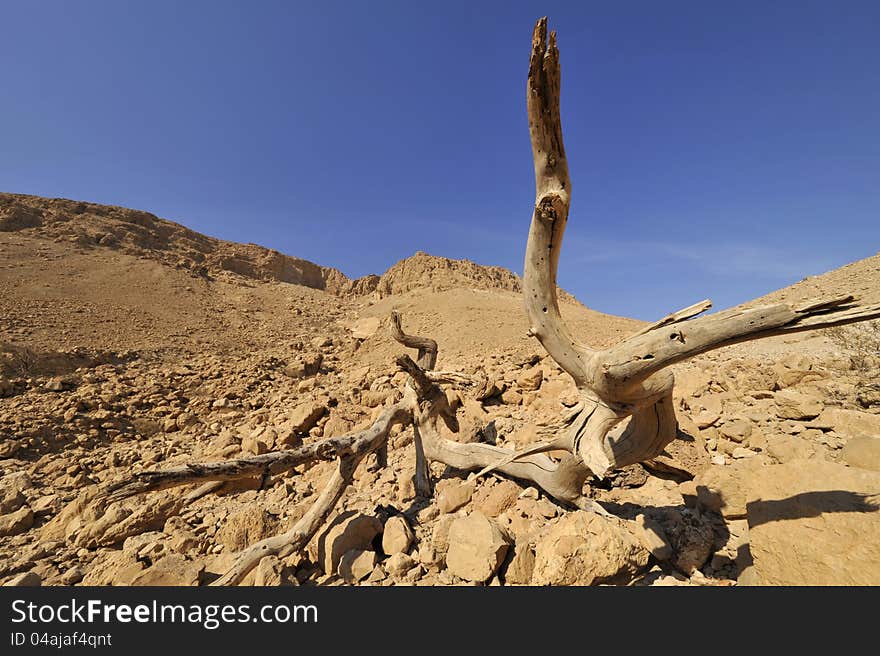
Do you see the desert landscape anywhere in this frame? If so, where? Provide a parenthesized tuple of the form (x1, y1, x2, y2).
(2, 17, 879, 589)
(1, 182, 878, 587)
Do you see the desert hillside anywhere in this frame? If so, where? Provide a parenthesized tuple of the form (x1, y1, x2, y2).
(1, 193, 878, 587)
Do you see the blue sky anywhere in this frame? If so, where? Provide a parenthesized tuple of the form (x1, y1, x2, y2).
(2, 1, 878, 320)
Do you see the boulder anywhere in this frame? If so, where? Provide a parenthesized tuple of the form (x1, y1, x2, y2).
(516, 367, 544, 392)
(80, 550, 145, 586)
(384, 552, 416, 578)
(810, 408, 880, 439)
(746, 460, 880, 585)
(773, 390, 823, 421)
(532, 511, 650, 585)
(841, 436, 880, 472)
(215, 508, 279, 552)
(694, 459, 770, 519)
(437, 480, 474, 514)
(473, 480, 521, 518)
(350, 317, 381, 340)
(446, 512, 510, 583)
(718, 418, 752, 443)
(501, 542, 535, 584)
(129, 554, 203, 586)
(0, 506, 34, 536)
(3, 571, 41, 587)
(252, 555, 297, 586)
(338, 549, 377, 583)
(287, 402, 327, 435)
(381, 516, 414, 555)
(315, 512, 382, 576)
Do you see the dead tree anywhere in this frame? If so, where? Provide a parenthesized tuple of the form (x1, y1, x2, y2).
(54, 16, 880, 585)
(391, 17, 880, 496)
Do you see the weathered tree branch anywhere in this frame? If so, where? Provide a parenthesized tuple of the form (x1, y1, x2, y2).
(211, 400, 412, 585)
(102, 433, 385, 503)
(522, 18, 594, 388)
(390, 310, 437, 370)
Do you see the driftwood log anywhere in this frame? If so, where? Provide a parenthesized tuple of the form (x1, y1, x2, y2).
(55, 16, 880, 585)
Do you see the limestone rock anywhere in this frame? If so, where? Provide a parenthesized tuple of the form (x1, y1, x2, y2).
(252, 555, 297, 586)
(0, 472, 32, 514)
(350, 317, 381, 340)
(532, 511, 650, 586)
(501, 542, 535, 584)
(437, 480, 474, 514)
(746, 460, 880, 585)
(381, 515, 414, 555)
(718, 418, 752, 443)
(80, 550, 145, 586)
(516, 367, 543, 392)
(473, 480, 521, 518)
(811, 408, 880, 439)
(773, 390, 823, 421)
(446, 512, 510, 583)
(430, 514, 456, 564)
(129, 554, 203, 586)
(287, 402, 327, 435)
(3, 571, 41, 586)
(841, 436, 880, 472)
(694, 459, 770, 519)
(0, 506, 34, 536)
(315, 512, 382, 576)
(338, 549, 377, 584)
(216, 508, 279, 552)
(384, 552, 416, 578)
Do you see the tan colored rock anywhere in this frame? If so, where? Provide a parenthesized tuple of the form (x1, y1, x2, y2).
(718, 418, 752, 443)
(253, 555, 298, 586)
(0, 506, 34, 536)
(652, 508, 714, 574)
(473, 480, 521, 517)
(430, 514, 456, 562)
(810, 407, 880, 438)
(3, 571, 41, 586)
(287, 402, 326, 434)
(350, 316, 381, 340)
(765, 433, 825, 464)
(841, 436, 880, 472)
(446, 512, 510, 583)
(315, 512, 382, 576)
(130, 554, 203, 586)
(437, 480, 474, 514)
(384, 552, 416, 578)
(694, 459, 770, 518)
(381, 515, 414, 555)
(516, 367, 543, 391)
(216, 508, 279, 552)
(746, 460, 880, 585)
(0, 484, 25, 514)
(241, 434, 269, 455)
(501, 389, 522, 405)
(628, 514, 672, 561)
(80, 549, 145, 586)
(773, 390, 823, 421)
(532, 511, 650, 586)
(501, 542, 535, 584)
(0, 471, 32, 514)
(338, 549, 377, 583)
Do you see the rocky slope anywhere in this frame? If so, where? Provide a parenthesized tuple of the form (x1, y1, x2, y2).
(1, 193, 878, 588)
